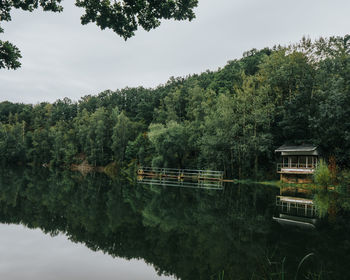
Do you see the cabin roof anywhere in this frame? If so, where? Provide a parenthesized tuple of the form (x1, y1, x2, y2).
(275, 144, 317, 153)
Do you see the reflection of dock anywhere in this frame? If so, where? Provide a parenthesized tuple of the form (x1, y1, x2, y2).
(138, 167, 224, 181)
(137, 167, 224, 190)
(273, 196, 317, 228)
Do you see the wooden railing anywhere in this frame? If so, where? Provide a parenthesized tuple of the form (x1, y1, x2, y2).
(137, 167, 224, 181)
(137, 167, 224, 190)
(276, 196, 317, 217)
(277, 162, 317, 172)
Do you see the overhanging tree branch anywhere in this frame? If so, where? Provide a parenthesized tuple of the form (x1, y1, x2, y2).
(0, 0, 198, 70)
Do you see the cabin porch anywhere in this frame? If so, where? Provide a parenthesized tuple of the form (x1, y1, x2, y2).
(275, 144, 319, 183)
(277, 155, 318, 174)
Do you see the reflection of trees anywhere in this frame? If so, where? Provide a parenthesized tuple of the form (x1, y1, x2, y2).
(0, 168, 349, 279)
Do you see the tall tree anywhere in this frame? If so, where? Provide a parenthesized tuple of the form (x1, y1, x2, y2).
(87, 107, 110, 166)
(148, 121, 189, 168)
(111, 110, 135, 163)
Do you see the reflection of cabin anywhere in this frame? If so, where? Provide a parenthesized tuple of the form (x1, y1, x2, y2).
(273, 196, 317, 228)
(275, 144, 318, 183)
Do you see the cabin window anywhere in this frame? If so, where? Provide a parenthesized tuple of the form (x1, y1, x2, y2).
(298, 156, 306, 168)
(282, 156, 286, 167)
(289, 156, 298, 167)
(306, 156, 314, 168)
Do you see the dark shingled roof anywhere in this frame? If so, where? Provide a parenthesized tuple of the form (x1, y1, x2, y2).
(275, 144, 317, 153)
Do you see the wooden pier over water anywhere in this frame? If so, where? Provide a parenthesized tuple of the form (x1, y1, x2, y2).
(137, 167, 225, 190)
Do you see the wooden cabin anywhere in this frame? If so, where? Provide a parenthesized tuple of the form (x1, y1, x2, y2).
(275, 144, 318, 183)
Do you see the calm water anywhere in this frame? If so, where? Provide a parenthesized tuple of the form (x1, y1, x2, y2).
(0, 168, 349, 279)
(0, 224, 173, 280)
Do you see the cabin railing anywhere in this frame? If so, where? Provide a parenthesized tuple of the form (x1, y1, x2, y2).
(276, 196, 317, 217)
(276, 162, 318, 172)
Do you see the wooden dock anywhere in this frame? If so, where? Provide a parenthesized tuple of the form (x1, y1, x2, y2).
(138, 167, 224, 181)
(137, 167, 225, 190)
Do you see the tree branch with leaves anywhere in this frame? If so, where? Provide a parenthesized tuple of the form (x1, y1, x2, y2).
(0, 0, 198, 70)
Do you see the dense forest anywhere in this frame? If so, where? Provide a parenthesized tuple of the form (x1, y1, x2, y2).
(1, 35, 350, 179)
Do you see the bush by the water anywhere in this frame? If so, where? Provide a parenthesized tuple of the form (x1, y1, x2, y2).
(313, 160, 331, 188)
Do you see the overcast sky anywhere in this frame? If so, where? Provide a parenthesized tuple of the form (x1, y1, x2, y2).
(1, 0, 350, 104)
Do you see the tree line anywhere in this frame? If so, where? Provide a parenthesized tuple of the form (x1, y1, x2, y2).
(1, 34, 350, 179)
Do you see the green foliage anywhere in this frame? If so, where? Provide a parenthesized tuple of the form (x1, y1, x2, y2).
(313, 191, 330, 218)
(1, 34, 350, 178)
(335, 170, 350, 211)
(0, 0, 63, 69)
(112, 110, 137, 163)
(148, 121, 189, 168)
(200, 75, 274, 177)
(49, 121, 77, 167)
(0, 0, 197, 69)
(313, 160, 331, 188)
(125, 132, 153, 166)
(0, 121, 25, 163)
(0, 40, 22, 69)
(76, 0, 198, 40)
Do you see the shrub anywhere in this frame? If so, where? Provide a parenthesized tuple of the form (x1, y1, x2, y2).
(313, 159, 331, 188)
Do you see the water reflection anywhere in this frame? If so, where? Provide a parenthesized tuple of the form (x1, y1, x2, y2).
(137, 176, 224, 190)
(0, 224, 173, 280)
(0, 167, 349, 279)
(273, 196, 317, 229)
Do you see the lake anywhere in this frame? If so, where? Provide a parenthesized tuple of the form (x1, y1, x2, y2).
(0, 167, 349, 279)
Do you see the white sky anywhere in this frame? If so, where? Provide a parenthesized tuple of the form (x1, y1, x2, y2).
(0, 0, 350, 104)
